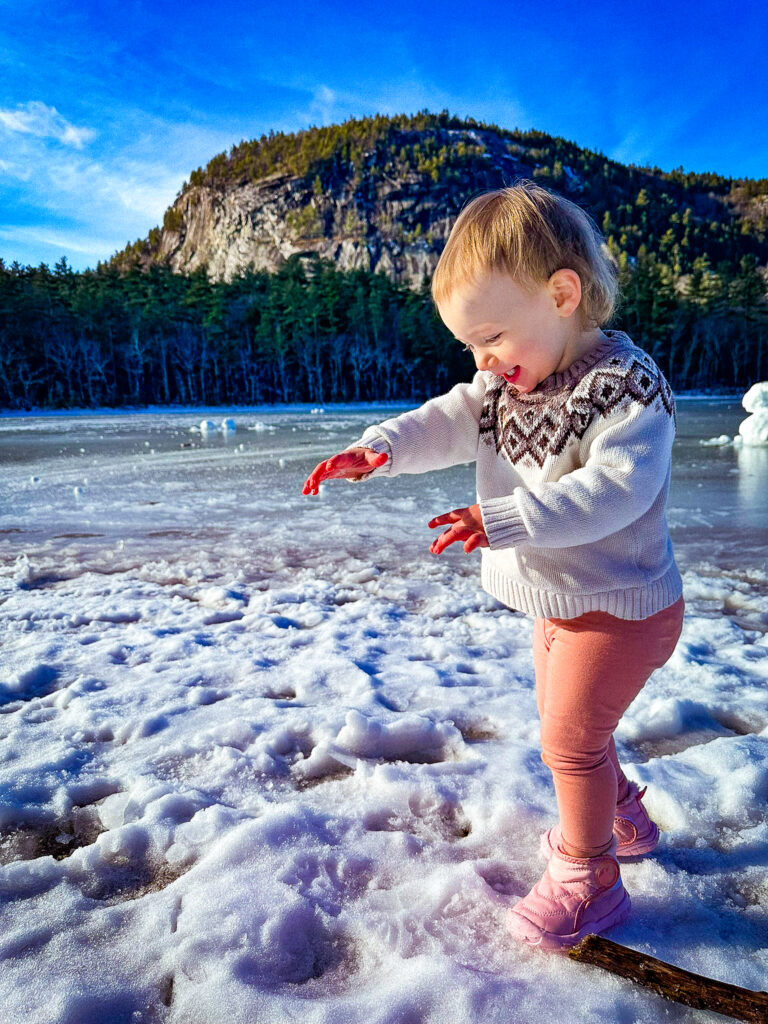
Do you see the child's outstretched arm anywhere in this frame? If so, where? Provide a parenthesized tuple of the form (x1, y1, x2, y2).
(301, 370, 489, 496)
(339, 370, 490, 484)
(479, 392, 677, 550)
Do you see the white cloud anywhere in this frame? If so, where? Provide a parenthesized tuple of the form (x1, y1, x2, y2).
(0, 225, 123, 256)
(42, 151, 181, 221)
(0, 157, 33, 181)
(307, 85, 339, 126)
(608, 126, 655, 168)
(0, 114, 238, 267)
(0, 101, 95, 148)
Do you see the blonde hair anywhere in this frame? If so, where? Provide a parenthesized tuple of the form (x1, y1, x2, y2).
(431, 179, 619, 328)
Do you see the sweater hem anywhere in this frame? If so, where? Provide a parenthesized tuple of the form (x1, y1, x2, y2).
(480, 559, 684, 621)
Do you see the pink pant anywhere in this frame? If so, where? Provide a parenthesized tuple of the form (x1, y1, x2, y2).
(533, 595, 685, 858)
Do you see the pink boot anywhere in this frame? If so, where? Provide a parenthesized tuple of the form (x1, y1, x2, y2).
(507, 834, 630, 950)
(539, 780, 660, 861)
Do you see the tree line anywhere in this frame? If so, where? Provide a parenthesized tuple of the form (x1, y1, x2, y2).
(0, 249, 766, 411)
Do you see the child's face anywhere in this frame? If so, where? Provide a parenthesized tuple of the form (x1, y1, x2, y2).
(436, 269, 583, 394)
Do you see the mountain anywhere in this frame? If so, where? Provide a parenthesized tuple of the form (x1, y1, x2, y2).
(110, 109, 768, 289)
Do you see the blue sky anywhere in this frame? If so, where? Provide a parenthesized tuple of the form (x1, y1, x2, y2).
(1, 0, 765, 271)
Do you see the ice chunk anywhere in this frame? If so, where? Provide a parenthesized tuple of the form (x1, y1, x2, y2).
(221, 417, 236, 432)
(199, 419, 217, 435)
(699, 435, 731, 446)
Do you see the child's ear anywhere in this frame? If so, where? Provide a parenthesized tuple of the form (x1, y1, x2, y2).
(548, 269, 582, 317)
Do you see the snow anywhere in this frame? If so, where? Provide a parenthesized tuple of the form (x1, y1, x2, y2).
(739, 413, 768, 446)
(742, 382, 768, 414)
(738, 380, 768, 446)
(0, 399, 767, 1023)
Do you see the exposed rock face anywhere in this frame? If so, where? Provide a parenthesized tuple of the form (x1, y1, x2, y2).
(151, 127, 537, 288)
(159, 174, 312, 282)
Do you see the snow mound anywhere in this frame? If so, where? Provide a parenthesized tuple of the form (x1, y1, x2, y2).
(738, 413, 768, 446)
(742, 381, 768, 413)
(738, 382, 768, 446)
(334, 709, 462, 762)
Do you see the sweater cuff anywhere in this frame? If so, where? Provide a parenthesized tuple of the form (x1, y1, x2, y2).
(342, 433, 392, 483)
(479, 495, 531, 549)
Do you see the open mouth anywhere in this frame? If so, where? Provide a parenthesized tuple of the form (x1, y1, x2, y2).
(501, 366, 521, 384)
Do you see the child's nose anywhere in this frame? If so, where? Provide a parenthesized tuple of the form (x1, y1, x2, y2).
(476, 352, 498, 371)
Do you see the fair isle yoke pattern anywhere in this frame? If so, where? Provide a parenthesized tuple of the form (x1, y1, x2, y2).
(479, 346, 676, 469)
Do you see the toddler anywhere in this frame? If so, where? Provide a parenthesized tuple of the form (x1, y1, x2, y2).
(301, 180, 685, 952)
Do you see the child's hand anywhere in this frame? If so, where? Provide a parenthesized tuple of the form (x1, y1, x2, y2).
(302, 447, 389, 495)
(427, 504, 489, 555)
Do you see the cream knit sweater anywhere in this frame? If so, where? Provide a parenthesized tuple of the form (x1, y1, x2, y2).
(344, 329, 684, 621)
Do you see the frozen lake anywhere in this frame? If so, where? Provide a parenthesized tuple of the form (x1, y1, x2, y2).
(0, 398, 767, 1023)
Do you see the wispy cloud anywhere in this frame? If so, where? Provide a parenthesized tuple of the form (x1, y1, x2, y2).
(0, 111, 242, 267)
(292, 78, 530, 136)
(0, 225, 123, 257)
(307, 85, 339, 126)
(0, 101, 95, 148)
(0, 129, 178, 225)
(0, 157, 33, 181)
(609, 127, 656, 168)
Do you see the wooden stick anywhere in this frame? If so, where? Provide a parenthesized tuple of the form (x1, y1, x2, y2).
(567, 935, 768, 1023)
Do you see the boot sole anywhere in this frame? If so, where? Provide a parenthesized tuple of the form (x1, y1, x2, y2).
(507, 886, 632, 951)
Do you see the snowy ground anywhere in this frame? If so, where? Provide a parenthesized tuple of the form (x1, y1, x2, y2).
(1, 399, 767, 1024)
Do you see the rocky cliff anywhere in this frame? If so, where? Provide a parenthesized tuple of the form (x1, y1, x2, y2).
(142, 126, 542, 287)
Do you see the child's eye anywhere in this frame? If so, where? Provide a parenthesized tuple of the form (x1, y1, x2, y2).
(459, 333, 501, 353)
